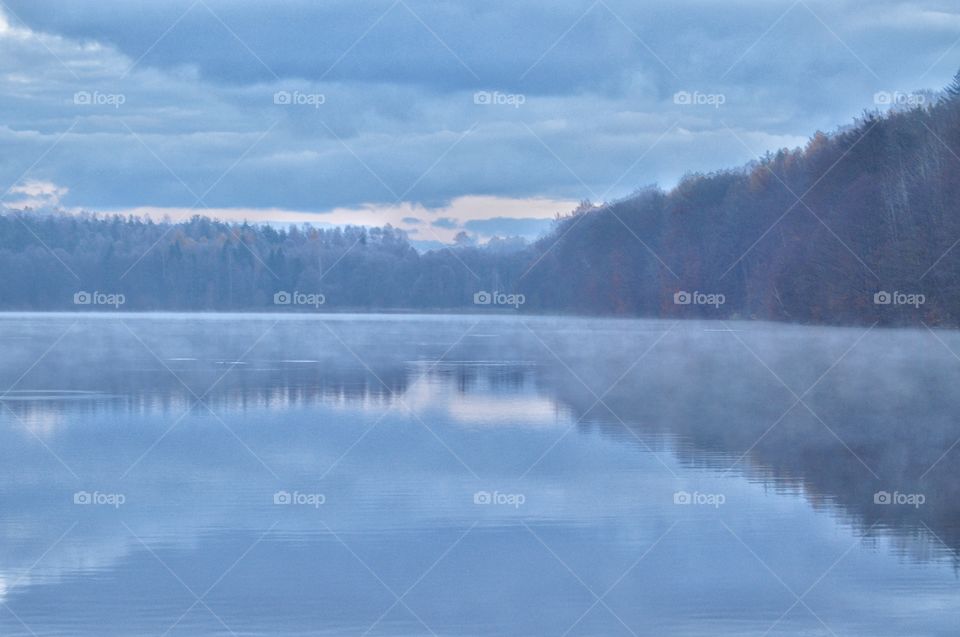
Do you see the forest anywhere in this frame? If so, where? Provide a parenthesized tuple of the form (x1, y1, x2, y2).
(3, 74, 960, 325)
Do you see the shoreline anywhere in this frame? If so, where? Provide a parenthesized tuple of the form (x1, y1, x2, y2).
(0, 310, 951, 331)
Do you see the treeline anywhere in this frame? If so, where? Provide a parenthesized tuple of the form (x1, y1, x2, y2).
(3, 77, 960, 325)
(0, 215, 525, 311)
(522, 83, 960, 325)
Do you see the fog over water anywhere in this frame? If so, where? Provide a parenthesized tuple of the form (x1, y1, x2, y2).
(0, 313, 958, 635)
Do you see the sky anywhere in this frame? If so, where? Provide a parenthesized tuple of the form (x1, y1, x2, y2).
(1, 0, 959, 245)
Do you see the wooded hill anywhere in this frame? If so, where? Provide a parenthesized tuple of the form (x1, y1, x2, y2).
(3, 74, 960, 325)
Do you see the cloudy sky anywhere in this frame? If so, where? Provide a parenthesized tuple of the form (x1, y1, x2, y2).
(1, 0, 958, 245)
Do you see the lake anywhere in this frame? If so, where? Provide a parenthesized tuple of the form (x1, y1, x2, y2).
(0, 313, 958, 636)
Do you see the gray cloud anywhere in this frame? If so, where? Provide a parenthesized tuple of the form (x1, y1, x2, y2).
(431, 217, 460, 229)
(0, 0, 958, 222)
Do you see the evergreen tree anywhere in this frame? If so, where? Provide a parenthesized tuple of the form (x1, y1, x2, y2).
(944, 67, 960, 100)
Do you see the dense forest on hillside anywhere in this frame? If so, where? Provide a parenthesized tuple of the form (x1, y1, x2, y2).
(3, 76, 960, 325)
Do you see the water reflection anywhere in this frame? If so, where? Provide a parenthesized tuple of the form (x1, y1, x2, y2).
(0, 314, 957, 635)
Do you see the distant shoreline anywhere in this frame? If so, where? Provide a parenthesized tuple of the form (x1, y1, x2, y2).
(0, 310, 948, 330)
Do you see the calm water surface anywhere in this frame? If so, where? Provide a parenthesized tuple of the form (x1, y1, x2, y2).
(0, 313, 958, 636)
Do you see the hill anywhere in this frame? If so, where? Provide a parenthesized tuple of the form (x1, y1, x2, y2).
(3, 74, 960, 325)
